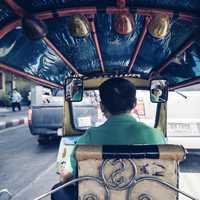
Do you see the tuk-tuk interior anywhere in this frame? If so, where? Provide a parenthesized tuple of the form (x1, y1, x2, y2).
(0, 0, 200, 199)
(63, 77, 167, 135)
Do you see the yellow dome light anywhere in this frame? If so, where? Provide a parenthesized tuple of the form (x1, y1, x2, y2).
(114, 14, 134, 35)
(69, 14, 90, 38)
(148, 15, 170, 39)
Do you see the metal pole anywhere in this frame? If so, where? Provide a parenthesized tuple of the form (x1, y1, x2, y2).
(90, 19, 105, 73)
(128, 16, 151, 73)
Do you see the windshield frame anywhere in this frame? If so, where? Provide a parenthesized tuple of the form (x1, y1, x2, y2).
(69, 86, 160, 132)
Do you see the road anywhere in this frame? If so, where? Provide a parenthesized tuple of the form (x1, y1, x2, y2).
(0, 125, 59, 200)
(0, 125, 200, 200)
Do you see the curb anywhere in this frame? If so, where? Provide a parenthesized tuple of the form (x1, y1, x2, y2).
(0, 118, 28, 130)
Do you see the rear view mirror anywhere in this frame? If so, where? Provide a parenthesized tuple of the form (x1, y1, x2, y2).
(64, 77, 83, 102)
(150, 79, 168, 103)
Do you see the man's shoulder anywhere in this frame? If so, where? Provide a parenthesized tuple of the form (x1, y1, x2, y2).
(88, 120, 158, 134)
(134, 121, 165, 143)
(134, 121, 160, 133)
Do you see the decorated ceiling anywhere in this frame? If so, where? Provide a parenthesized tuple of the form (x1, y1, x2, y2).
(0, 0, 200, 88)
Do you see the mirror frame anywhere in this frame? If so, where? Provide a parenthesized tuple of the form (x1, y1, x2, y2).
(64, 77, 84, 102)
(150, 79, 168, 103)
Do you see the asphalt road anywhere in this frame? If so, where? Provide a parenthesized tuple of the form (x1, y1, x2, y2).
(0, 125, 59, 200)
(0, 125, 200, 200)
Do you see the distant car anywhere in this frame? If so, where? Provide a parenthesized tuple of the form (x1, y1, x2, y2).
(28, 86, 64, 144)
(28, 86, 97, 144)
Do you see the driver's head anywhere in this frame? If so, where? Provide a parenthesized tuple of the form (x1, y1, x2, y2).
(99, 78, 137, 115)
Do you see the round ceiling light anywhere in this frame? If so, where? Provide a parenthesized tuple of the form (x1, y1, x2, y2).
(148, 15, 170, 39)
(69, 14, 90, 37)
(114, 14, 134, 35)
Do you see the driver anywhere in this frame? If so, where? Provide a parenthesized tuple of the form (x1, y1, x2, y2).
(76, 78, 165, 145)
(52, 78, 166, 199)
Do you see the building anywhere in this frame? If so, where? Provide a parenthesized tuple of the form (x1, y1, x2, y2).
(0, 70, 16, 95)
(0, 70, 35, 106)
(0, 70, 6, 95)
(0, 71, 4, 91)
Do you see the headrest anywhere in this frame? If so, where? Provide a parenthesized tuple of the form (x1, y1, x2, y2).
(75, 144, 186, 161)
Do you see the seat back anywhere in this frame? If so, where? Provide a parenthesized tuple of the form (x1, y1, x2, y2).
(75, 144, 186, 200)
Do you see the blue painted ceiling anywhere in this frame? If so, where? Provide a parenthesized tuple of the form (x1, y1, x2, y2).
(0, 0, 200, 87)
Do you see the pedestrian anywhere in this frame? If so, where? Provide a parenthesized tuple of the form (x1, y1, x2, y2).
(11, 89, 22, 112)
(27, 91, 31, 106)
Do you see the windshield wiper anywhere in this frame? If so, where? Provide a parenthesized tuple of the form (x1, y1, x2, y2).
(175, 90, 187, 99)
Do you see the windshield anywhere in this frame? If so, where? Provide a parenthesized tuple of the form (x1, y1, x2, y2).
(168, 86, 200, 137)
(72, 89, 157, 130)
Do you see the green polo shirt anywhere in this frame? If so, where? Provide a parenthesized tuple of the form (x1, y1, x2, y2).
(70, 114, 165, 175)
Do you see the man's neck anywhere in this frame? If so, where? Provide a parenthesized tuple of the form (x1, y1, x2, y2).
(105, 111, 131, 119)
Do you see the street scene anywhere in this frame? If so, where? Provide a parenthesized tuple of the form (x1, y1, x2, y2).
(1, 1, 200, 199)
(1, 87, 200, 200)
(0, 73, 60, 200)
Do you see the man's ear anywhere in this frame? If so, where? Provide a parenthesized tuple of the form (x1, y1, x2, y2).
(100, 102, 111, 118)
(100, 102, 105, 113)
(132, 98, 137, 109)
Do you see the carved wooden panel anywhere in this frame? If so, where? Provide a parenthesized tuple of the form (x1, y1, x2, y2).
(78, 159, 178, 200)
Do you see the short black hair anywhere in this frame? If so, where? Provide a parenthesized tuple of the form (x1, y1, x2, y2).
(99, 78, 136, 115)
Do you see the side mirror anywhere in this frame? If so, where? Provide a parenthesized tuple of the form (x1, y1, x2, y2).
(0, 189, 12, 200)
(64, 77, 83, 102)
(150, 79, 168, 103)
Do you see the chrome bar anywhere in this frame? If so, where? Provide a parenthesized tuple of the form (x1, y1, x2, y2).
(135, 176, 199, 200)
(34, 176, 109, 200)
